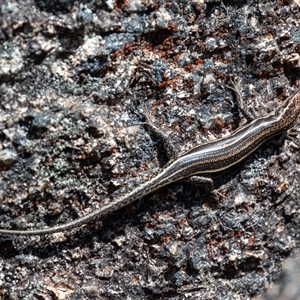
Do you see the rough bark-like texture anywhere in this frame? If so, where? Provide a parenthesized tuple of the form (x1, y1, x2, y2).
(0, 0, 300, 299)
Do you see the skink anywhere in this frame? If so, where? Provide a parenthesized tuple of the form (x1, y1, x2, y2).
(0, 90, 299, 236)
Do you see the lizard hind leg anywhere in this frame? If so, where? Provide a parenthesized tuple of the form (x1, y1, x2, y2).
(183, 175, 214, 193)
(140, 104, 179, 160)
(227, 77, 277, 122)
(227, 77, 256, 121)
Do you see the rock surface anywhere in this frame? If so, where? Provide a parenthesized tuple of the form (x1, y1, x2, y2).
(0, 0, 300, 299)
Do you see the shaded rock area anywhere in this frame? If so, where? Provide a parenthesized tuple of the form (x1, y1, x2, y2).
(0, 0, 300, 299)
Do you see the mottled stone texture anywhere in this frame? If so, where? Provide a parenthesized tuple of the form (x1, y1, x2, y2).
(0, 0, 300, 299)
